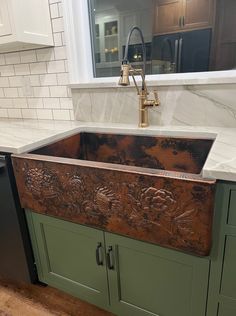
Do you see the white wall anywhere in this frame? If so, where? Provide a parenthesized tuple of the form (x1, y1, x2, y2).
(0, 0, 74, 120)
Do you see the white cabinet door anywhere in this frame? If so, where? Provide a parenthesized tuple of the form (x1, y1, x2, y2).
(120, 9, 153, 45)
(0, 0, 12, 37)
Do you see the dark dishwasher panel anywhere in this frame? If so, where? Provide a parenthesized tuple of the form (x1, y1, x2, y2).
(0, 154, 36, 283)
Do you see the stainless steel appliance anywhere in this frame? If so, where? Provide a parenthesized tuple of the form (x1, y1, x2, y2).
(0, 154, 36, 282)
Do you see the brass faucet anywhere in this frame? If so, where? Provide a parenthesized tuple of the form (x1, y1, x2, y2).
(118, 26, 160, 128)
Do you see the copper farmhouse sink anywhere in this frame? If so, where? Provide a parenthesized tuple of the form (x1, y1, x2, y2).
(12, 132, 216, 256)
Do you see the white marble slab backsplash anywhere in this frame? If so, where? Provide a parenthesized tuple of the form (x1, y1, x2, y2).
(72, 83, 236, 127)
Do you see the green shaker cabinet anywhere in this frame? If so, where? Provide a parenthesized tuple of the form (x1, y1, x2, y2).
(106, 233, 209, 316)
(26, 210, 210, 316)
(26, 211, 109, 310)
(207, 183, 236, 316)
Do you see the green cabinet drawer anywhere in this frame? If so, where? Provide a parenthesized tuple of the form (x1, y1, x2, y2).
(228, 190, 236, 226)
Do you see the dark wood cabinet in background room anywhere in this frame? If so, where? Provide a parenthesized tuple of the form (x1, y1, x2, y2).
(154, 0, 215, 35)
(210, 0, 236, 70)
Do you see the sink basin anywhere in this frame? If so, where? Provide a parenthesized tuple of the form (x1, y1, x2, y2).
(12, 132, 216, 256)
(31, 132, 213, 174)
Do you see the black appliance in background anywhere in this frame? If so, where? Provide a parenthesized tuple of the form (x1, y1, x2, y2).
(0, 154, 37, 283)
(122, 42, 152, 63)
(152, 28, 212, 73)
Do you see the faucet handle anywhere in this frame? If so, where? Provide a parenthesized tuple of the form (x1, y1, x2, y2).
(153, 90, 160, 106)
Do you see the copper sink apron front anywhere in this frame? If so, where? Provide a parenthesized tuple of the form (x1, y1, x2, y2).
(12, 152, 215, 257)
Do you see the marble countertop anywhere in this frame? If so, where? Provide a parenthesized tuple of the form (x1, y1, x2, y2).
(0, 118, 235, 182)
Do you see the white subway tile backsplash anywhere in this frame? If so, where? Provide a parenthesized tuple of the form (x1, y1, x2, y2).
(50, 3, 59, 18)
(36, 48, 55, 62)
(57, 73, 69, 85)
(5, 52, 20, 65)
(13, 98, 28, 108)
(36, 109, 53, 119)
(62, 32, 66, 46)
(58, 2, 63, 17)
(40, 74, 57, 86)
(30, 62, 47, 75)
(0, 98, 13, 108)
(0, 4, 72, 121)
(7, 108, 22, 118)
(22, 109, 37, 119)
(53, 109, 70, 120)
(14, 64, 30, 75)
(0, 77, 9, 87)
(54, 46, 67, 60)
(52, 17, 64, 33)
(69, 109, 75, 120)
(29, 75, 41, 86)
(64, 60, 69, 72)
(53, 33, 62, 46)
(47, 60, 65, 73)
(0, 54, 5, 65)
(21, 77, 34, 97)
(20, 50, 37, 63)
(67, 87, 72, 97)
(33, 87, 50, 97)
(60, 97, 73, 109)
(28, 98, 43, 108)
(50, 85, 67, 97)
(17, 87, 24, 98)
(43, 97, 60, 108)
(0, 65, 15, 76)
(49, 0, 61, 4)
(0, 109, 8, 117)
(9, 76, 23, 87)
(4, 87, 18, 98)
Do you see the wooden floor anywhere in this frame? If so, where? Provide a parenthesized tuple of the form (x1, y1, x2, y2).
(0, 279, 114, 316)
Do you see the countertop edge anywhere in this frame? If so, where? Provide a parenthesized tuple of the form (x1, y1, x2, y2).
(0, 119, 235, 182)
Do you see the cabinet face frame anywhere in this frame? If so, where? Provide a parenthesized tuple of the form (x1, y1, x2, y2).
(207, 182, 236, 316)
(26, 210, 110, 311)
(26, 209, 210, 316)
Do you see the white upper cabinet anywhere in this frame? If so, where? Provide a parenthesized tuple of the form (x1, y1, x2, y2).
(0, 0, 53, 53)
(0, 0, 12, 37)
(120, 9, 153, 45)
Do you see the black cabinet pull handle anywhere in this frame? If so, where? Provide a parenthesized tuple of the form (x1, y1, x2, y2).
(182, 16, 185, 27)
(107, 246, 114, 270)
(96, 242, 103, 266)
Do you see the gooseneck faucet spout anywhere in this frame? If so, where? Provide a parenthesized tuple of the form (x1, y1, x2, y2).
(123, 26, 146, 84)
(118, 26, 160, 128)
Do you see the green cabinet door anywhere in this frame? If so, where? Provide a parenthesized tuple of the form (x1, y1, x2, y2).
(26, 211, 110, 311)
(26, 210, 210, 316)
(218, 305, 236, 316)
(207, 183, 236, 316)
(105, 232, 210, 316)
